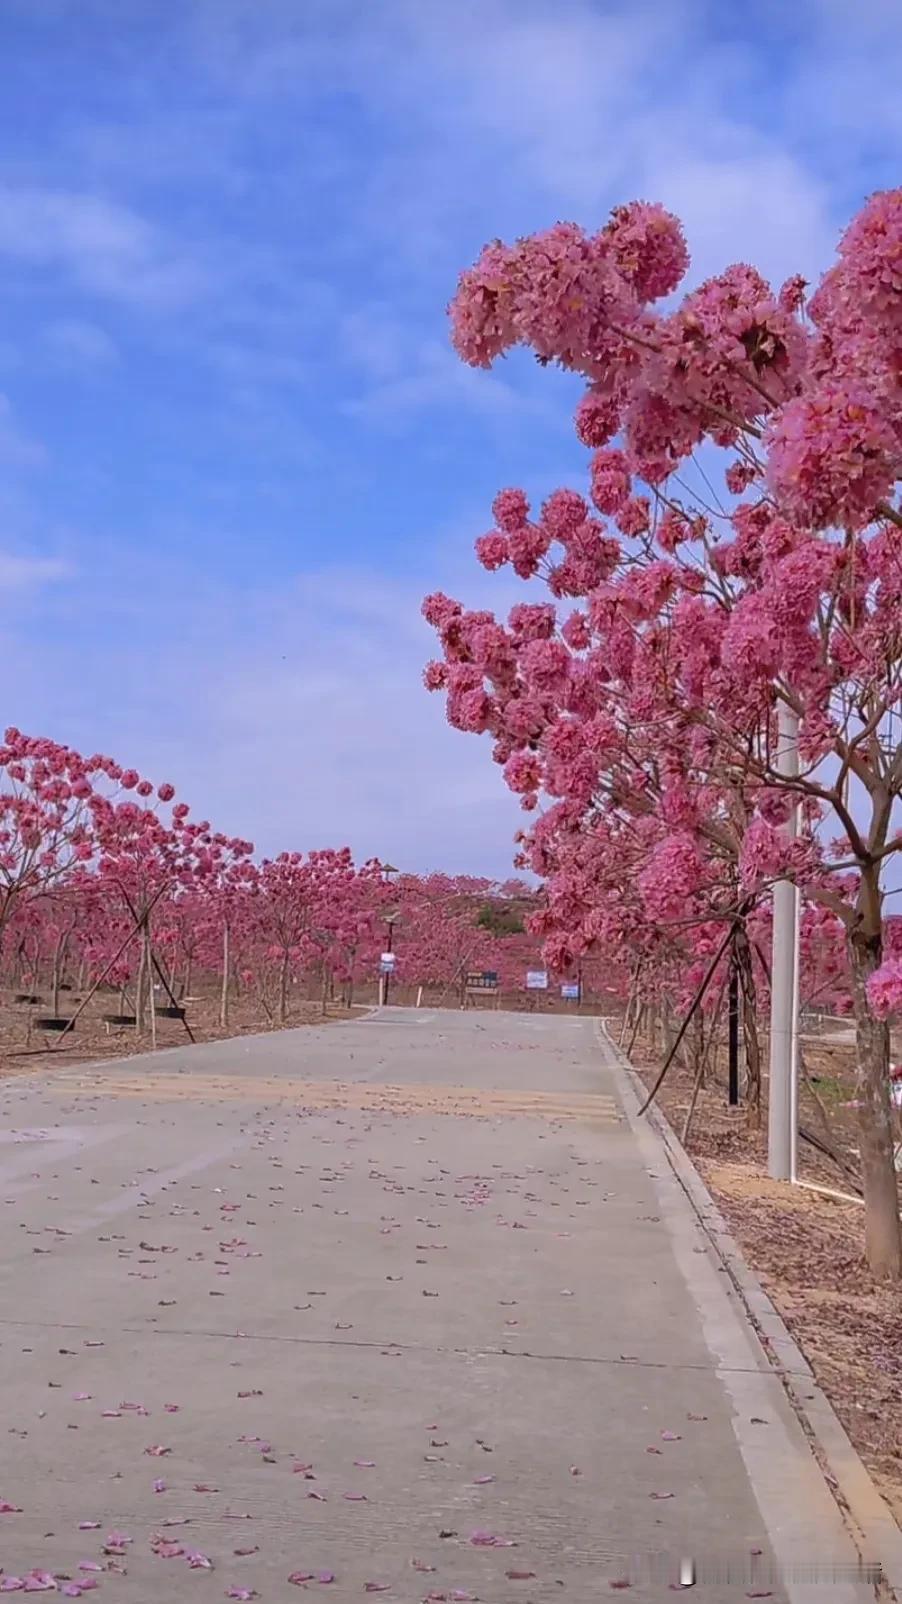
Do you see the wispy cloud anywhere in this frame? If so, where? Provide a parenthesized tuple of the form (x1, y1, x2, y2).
(0, 184, 205, 305)
(42, 317, 119, 366)
(0, 394, 45, 468)
(2, 546, 522, 872)
(0, 551, 70, 590)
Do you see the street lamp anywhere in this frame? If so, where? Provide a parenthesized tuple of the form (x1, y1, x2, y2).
(381, 906, 401, 1006)
(380, 860, 400, 1008)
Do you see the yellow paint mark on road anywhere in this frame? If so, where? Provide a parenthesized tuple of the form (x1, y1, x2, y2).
(47, 1073, 620, 1124)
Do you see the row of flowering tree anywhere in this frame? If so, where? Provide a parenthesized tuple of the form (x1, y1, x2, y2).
(0, 729, 573, 1048)
(423, 189, 902, 1277)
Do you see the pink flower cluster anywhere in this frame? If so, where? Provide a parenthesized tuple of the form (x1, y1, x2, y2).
(866, 959, 902, 1020)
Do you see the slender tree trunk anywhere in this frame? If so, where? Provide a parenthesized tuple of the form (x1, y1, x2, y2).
(220, 923, 230, 1030)
(689, 1007, 705, 1081)
(734, 924, 762, 1129)
(320, 968, 329, 1017)
(135, 936, 146, 1033)
(146, 924, 157, 1049)
(658, 994, 670, 1058)
(52, 936, 65, 1016)
(183, 953, 193, 1001)
(847, 877, 901, 1280)
(278, 949, 289, 1025)
(627, 1000, 644, 1057)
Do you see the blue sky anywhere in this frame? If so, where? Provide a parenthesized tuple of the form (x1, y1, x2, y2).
(2, 0, 899, 874)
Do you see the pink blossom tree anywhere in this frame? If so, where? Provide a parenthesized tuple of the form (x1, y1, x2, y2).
(426, 190, 902, 1276)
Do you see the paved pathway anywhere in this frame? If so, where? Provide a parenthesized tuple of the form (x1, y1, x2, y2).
(0, 1009, 874, 1600)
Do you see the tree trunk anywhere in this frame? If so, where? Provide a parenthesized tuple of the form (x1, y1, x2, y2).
(848, 890, 901, 1280)
(146, 924, 157, 1049)
(135, 936, 146, 1033)
(320, 969, 329, 1017)
(183, 953, 193, 1001)
(52, 936, 65, 1017)
(220, 923, 230, 1030)
(278, 950, 289, 1025)
(734, 925, 762, 1129)
(677, 1005, 703, 1077)
(661, 1000, 676, 1063)
(690, 1007, 705, 1081)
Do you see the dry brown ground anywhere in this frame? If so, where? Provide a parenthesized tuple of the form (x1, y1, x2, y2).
(0, 986, 354, 1081)
(629, 1027, 902, 1527)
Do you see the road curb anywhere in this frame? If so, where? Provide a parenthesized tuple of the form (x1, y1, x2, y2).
(599, 1021, 902, 1601)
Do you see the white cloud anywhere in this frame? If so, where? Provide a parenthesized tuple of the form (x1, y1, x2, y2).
(339, 305, 538, 424)
(42, 317, 119, 366)
(2, 551, 525, 876)
(344, 339, 531, 424)
(0, 184, 205, 305)
(0, 395, 45, 468)
(640, 147, 835, 289)
(0, 551, 70, 590)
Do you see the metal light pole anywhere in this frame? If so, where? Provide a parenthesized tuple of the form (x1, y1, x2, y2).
(383, 916, 395, 1006)
(768, 703, 800, 1179)
(379, 864, 399, 1009)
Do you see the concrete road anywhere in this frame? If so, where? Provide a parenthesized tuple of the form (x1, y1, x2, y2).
(0, 1009, 873, 1601)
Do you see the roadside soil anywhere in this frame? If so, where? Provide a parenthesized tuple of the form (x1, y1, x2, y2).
(0, 987, 354, 1081)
